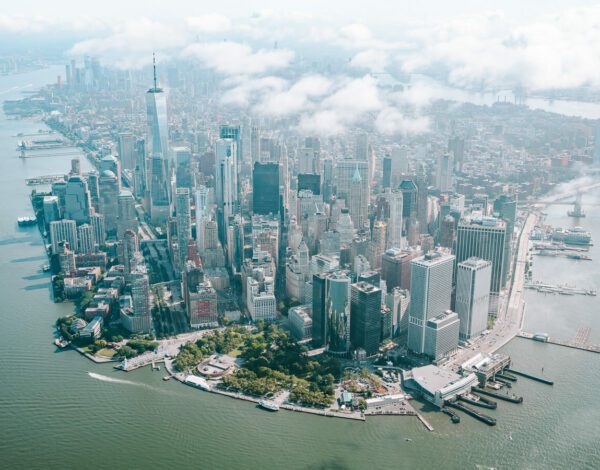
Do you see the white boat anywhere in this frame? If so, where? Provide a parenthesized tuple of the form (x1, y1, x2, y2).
(258, 400, 280, 411)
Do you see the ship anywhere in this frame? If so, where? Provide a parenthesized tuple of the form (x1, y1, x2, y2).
(551, 227, 592, 246)
(258, 400, 280, 411)
(17, 216, 37, 226)
(567, 253, 591, 261)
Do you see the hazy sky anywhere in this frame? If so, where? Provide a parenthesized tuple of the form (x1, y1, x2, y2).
(4, 0, 600, 26)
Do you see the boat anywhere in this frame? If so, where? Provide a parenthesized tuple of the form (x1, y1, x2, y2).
(162, 376, 171, 381)
(17, 216, 37, 226)
(567, 253, 591, 261)
(258, 400, 280, 411)
(41, 264, 51, 272)
(183, 375, 210, 391)
(404, 438, 413, 442)
(551, 227, 592, 246)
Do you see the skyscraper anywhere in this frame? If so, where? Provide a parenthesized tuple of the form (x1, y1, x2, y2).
(350, 281, 382, 356)
(98, 170, 119, 235)
(118, 132, 136, 171)
(435, 153, 454, 192)
(122, 229, 139, 274)
(312, 271, 351, 354)
(146, 56, 170, 222)
(215, 138, 238, 244)
(77, 223, 95, 254)
(117, 190, 137, 239)
(90, 213, 106, 248)
(407, 251, 455, 355)
(456, 216, 507, 314)
(63, 175, 91, 224)
(455, 257, 491, 340)
(195, 185, 209, 251)
(175, 188, 192, 270)
(50, 220, 77, 254)
(347, 164, 367, 229)
(253, 162, 280, 216)
(380, 188, 403, 249)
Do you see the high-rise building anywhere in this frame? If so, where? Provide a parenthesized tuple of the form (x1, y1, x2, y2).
(146, 58, 170, 222)
(382, 156, 392, 189)
(124, 274, 152, 333)
(435, 153, 454, 192)
(118, 132, 136, 171)
(407, 251, 455, 355)
(50, 219, 77, 254)
(90, 213, 106, 248)
(98, 170, 119, 235)
(322, 159, 333, 202)
(297, 173, 321, 196)
(215, 138, 238, 244)
(455, 257, 491, 340)
(184, 267, 218, 328)
(122, 229, 139, 274)
(381, 247, 421, 291)
(424, 311, 460, 360)
(380, 188, 403, 249)
(77, 224, 95, 254)
(399, 179, 418, 227)
(350, 281, 382, 356)
(312, 271, 351, 354)
(195, 185, 209, 250)
(117, 190, 137, 238)
(247, 270, 277, 322)
(347, 164, 368, 229)
(63, 175, 91, 224)
(175, 188, 192, 270)
(456, 216, 507, 314)
(43, 196, 61, 227)
(253, 162, 280, 216)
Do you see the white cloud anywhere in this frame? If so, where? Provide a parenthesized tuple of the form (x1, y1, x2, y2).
(0, 14, 107, 34)
(375, 107, 430, 136)
(350, 49, 390, 72)
(399, 6, 600, 91)
(257, 74, 332, 117)
(220, 76, 288, 108)
(182, 41, 294, 76)
(68, 18, 185, 68)
(186, 14, 231, 34)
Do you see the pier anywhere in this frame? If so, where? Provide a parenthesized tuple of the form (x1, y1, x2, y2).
(458, 394, 497, 410)
(446, 401, 496, 426)
(518, 330, 600, 354)
(473, 387, 523, 404)
(505, 368, 554, 386)
(26, 174, 65, 185)
(525, 281, 596, 296)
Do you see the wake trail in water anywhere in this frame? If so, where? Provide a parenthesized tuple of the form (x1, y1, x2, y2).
(0, 84, 33, 95)
(87, 371, 143, 386)
(87, 372, 179, 396)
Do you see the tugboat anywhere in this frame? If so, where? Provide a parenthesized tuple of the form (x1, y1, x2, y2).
(258, 399, 280, 411)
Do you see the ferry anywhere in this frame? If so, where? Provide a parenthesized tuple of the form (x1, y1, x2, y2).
(17, 216, 37, 226)
(551, 227, 592, 246)
(258, 400, 280, 411)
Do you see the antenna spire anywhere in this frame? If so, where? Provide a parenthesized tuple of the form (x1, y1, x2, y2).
(152, 52, 157, 90)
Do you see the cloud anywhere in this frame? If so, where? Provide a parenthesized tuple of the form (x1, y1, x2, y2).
(375, 107, 430, 136)
(0, 14, 107, 34)
(257, 75, 332, 117)
(398, 6, 600, 91)
(350, 49, 390, 72)
(186, 14, 231, 34)
(182, 41, 294, 76)
(220, 76, 288, 108)
(68, 18, 185, 68)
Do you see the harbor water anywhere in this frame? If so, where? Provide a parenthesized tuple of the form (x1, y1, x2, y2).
(0, 67, 599, 470)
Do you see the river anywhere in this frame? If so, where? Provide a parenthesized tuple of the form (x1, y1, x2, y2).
(0, 66, 599, 470)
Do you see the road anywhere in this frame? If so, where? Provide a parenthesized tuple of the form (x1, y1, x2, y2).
(445, 212, 537, 369)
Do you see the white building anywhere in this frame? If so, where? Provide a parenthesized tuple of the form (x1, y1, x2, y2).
(407, 250, 454, 355)
(247, 272, 277, 322)
(50, 219, 77, 254)
(456, 257, 492, 340)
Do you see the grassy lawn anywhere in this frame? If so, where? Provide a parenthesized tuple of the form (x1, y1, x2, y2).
(228, 349, 242, 358)
(96, 348, 117, 358)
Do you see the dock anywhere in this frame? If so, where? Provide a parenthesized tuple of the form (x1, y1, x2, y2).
(415, 412, 434, 432)
(446, 402, 496, 426)
(473, 387, 523, 404)
(505, 368, 554, 386)
(519, 330, 600, 354)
